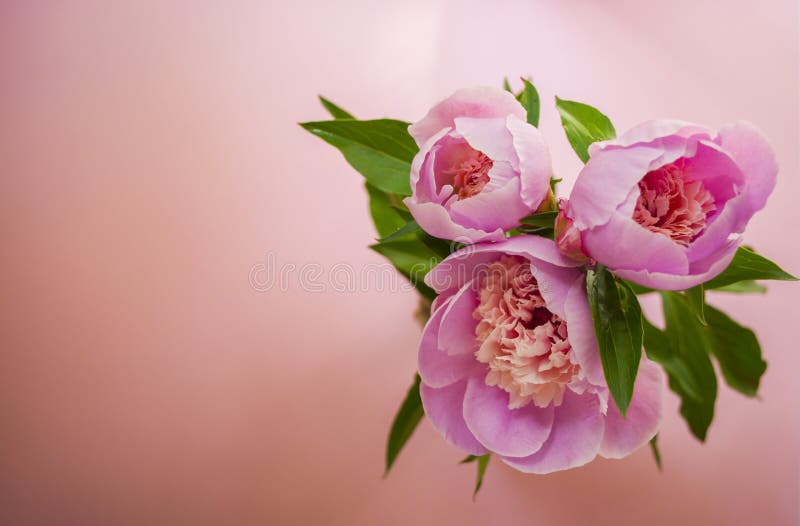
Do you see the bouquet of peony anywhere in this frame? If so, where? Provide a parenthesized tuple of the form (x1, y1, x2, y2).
(301, 79, 795, 495)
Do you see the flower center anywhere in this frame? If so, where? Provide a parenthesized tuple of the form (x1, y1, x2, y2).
(473, 256, 579, 409)
(444, 149, 492, 199)
(633, 160, 716, 246)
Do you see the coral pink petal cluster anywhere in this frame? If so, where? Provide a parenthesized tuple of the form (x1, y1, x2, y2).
(418, 236, 664, 474)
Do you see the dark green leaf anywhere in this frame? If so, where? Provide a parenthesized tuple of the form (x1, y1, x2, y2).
(519, 211, 558, 228)
(516, 78, 541, 127)
(365, 183, 409, 239)
(586, 266, 643, 416)
(370, 238, 441, 300)
(300, 119, 417, 195)
(685, 285, 707, 325)
(645, 293, 717, 441)
(555, 97, 616, 163)
(385, 375, 424, 475)
(704, 305, 766, 397)
(704, 247, 797, 290)
(649, 435, 662, 471)
(714, 280, 767, 294)
(418, 233, 457, 260)
(461, 454, 491, 499)
(378, 219, 421, 243)
(318, 95, 354, 119)
(626, 281, 654, 295)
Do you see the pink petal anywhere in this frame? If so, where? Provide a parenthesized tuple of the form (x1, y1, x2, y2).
(501, 390, 604, 473)
(418, 301, 483, 388)
(506, 114, 553, 209)
(588, 120, 713, 156)
(453, 117, 519, 166)
(582, 212, 689, 275)
(448, 177, 530, 232)
(612, 239, 739, 290)
(563, 276, 604, 386)
(408, 87, 526, 146)
(599, 359, 664, 459)
(569, 145, 671, 230)
(424, 237, 583, 301)
(403, 198, 506, 244)
(716, 121, 778, 223)
(409, 127, 451, 200)
(462, 377, 554, 458)
(437, 281, 480, 356)
(684, 140, 744, 205)
(420, 379, 488, 456)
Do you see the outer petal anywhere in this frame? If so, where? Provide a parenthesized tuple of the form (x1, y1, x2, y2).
(420, 379, 488, 456)
(563, 276, 604, 386)
(582, 212, 689, 275)
(448, 177, 530, 232)
(403, 198, 505, 244)
(409, 127, 451, 200)
(506, 114, 553, 209)
(501, 390, 604, 474)
(613, 239, 739, 290)
(569, 145, 669, 230)
(437, 281, 480, 356)
(588, 120, 712, 155)
(408, 87, 526, 146)
(453, 117, 519, 166)
(716, 121, 778, 222)
(419, 301, 483, 388)
(462, 377, 554, 457)
(424, 237, 583, 311)
(599, 359, 664, 459)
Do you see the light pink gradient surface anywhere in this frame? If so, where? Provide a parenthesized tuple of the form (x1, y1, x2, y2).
(1, 1, 798, 524)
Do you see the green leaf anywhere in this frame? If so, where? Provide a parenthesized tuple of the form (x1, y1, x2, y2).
(714, 280, 767, 294)
(517, 210, 557, 238)
(685, 285, 707, 325)
(555, 97, 616, 163)
(645, 293, 717, 441)
(318, 95, 354, 119)
(704, 305, 766, 397)
(626, 281, 654, 295)
(649, 435, 662, 471)
(385, 374, 424, 475)
(370, 238, 441, 300)
(586, 265, 643, 416)
(378, 219, 421, 243)
(503, 77, 513, 93)
(461, 454, 491, 499)
(365, 183, 409, 239)
(300, 119, 417, 195)
(704, 247, 797, 290)
(516, 78, 541, 127)
(519, 211, 558, 228)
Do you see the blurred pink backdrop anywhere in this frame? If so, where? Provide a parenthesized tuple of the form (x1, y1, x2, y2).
(1, 1, 798, 524)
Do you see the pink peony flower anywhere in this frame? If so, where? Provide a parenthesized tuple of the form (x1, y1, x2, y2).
(404, 87, 554, 243)
(419, 236, 663, 473)
(557, 120, 777, 290)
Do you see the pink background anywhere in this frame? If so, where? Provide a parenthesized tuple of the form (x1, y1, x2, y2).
(2, 1, 798, 524)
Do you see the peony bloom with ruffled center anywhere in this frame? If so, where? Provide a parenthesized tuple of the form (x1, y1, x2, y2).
(419, 236, 663, 473)
(556, 120, 777, 289)
(404, 87, 554, 243)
